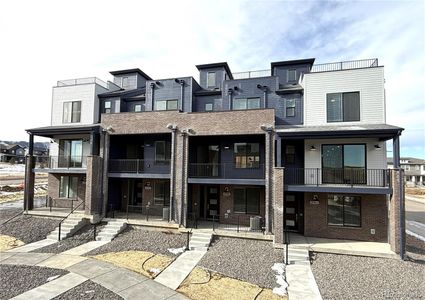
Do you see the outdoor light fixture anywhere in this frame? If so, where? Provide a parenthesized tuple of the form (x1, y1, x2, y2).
(260, 124, 273, 131)
(227, 88, 233, 94)
(155, 81, 161, 85)
(234, 86, 239, 91)
(224, 145, 230, 150)
(257, 84, 262, 89)
(374, 144, 382, 150)
(166, 124, 177, 130)
(310, 146, 317, 151)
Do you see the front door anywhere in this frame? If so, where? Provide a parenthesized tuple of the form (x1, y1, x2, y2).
(284, 193, 304, 233)
(206, 186, 219, 220)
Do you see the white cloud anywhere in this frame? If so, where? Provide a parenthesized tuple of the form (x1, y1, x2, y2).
(0, 0, 423, 158)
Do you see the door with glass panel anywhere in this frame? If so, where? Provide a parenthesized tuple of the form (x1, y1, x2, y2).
(206, 186, 219, 220)
(284, 194, 302, 232)
(59, 140, 83, 168)
(322, 144, 366, 184)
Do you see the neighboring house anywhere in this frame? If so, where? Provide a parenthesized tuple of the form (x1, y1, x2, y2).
(388, 157, 425, 186)
(1, 144, 27, 163)
(24, 58, 405, 254)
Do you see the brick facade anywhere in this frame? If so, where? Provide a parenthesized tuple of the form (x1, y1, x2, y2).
(303, 192, 387, 242)
(389, 169, 403, 253)
(273, 168, 285, 246)
(85, 156, 103, 216)
(47, 173, 86, 209)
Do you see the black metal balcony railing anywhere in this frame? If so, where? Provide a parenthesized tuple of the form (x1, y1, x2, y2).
(310, 58, 378, 73)
(36, 156, 87, 169)
(109, 159, 170, 174)
(189, 163, 265, 179)
(284, 168, 391, 188)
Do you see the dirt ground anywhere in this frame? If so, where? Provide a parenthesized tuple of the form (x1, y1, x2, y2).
(177, 267, 286, 300)
(0, 234, 24, 251)
(90, 250, 174, 278)
(406, 187, 425, 197)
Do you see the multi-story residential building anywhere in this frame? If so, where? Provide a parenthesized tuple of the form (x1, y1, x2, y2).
(24, 58, 405, 254)
(388, 157, 425, 186)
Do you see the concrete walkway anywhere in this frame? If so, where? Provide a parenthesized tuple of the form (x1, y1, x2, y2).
(0, 251, 188, 300)
(6, 238, 57, 253)
(289, 233, 398, 259)
(155, 250, 207, 290)
(61, 241, 109, 256)
(286, 263, 322, 300)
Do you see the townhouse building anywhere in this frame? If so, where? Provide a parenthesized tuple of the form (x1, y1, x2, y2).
(388, 157, 425, 186)
(24, 58, 405, 254)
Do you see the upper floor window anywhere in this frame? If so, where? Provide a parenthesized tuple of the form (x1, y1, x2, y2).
(286, 99, 296, 117)
(155, 99, 178, 111)
(233, 97, 260, 110)
(155, 141, 171, 164)
(122, 76, 129, 88)
(104, 101, 112, 114)
(134, 104, 144, 112)
(207, 72, 216, 88)
(234, 142, 260, 168)
(63, 101, 81, 123)
(287, 69, 297, 82)
(327, 92, 360, 122)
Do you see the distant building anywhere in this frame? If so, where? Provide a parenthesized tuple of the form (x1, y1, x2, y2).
(0, 144, 26, 164)
(388, 157, 425, 186)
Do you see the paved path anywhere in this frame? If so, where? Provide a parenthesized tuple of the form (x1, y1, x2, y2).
(155, 249, 207, 290)
(0, 251, 188, 300)
(62, 241, 109, 256)
(406, 196, 425, 240)
(286, 263, 322, 300)
(6, 238, 56, 253)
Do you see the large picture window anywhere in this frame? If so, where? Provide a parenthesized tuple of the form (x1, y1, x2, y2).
(327, 195, 361, 227)
(322, 144, 366, 184)
(155, 141, 171, 164)
(234, 188, 261, 214)
(232, 98, 260, 110)
(59, 140, 83, 168)
(155, 99, 178, 111)
(154, 181, 170, 206)
(59, 176, 78, 199)
(234, 143, 260, 168)
(327, 92, 360, 122)
(63, 101, 81, 123)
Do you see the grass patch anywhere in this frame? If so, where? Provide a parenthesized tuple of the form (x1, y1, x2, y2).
(177, 267, 286, 300)
(0, 234, 24, 251)
(90, 250, 174, 278)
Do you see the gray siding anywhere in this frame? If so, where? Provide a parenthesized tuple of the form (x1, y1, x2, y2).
(193, 95, 222, 112)
(199, 67, 227, 90)
(273, 63, 311, 86)
(113, 74, 137, 90)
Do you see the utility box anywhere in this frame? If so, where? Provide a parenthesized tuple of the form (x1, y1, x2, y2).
(163, 207, 170, 220)
(250, 216, 262, 231)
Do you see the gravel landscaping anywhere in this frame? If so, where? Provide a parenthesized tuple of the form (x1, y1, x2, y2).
(35, 223, 107, 254)
(0, 265, 68, 299)
(311, 252, 425, 300)
(86, 227, 186, 256)
(0, 209, 58, 243)
(198, 237, 283, 289)
(52, 280, 123, 300)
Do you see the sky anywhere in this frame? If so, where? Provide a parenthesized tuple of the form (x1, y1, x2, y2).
(0, 0, 424, 158)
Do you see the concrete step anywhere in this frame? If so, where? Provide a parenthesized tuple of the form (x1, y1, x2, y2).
(95, 220, 127, 241)
(191, 232, 213, 238)
(189, 246, 208, 251)
(190, 236, 211, 243)
(189, 241, 210, 247)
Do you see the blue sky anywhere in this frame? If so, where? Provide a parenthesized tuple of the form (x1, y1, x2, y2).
(0, 0, 424, 158)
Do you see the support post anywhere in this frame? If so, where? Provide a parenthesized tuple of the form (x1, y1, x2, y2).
(24, 133, 35, 211)
(276, 137, 282, 167)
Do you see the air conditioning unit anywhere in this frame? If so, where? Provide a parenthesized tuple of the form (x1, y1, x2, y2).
(250, 216, 262, 231)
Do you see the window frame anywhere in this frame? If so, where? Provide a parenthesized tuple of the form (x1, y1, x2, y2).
(155, 99, 178, 111)
(154, 181, 170, 206)
(233, 187, 261, 214)
(59, 176, 79, 199)
(287, 69, 297, 82)
(327, 92, 360, 123)
(205, 103, 213, 111)
(232, 97, 261, 110)
(63, 101, 81, 123)
(234, 142, 260, 169)
(327, 194, 361, 227)
(285, 99, 296, 117)
(154, 141, 171, 164)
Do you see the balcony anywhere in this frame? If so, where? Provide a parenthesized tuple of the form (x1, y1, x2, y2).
(284, 168, 392, 194)
(188, 163, 265, 185)
(34, 156, 88, 173)
(108, 159, 170, 177)
(232, 69, 271, 80)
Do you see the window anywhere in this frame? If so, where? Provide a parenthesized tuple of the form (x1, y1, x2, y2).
(63, 101, 81, 123)
(104, 101, 111, 114)
(327, 92, 360, 122)
(322, 144, 366, 184)
(155, 141, 171, 164)
(155, 99, 178, 111)
(134, 104, 143, 112)
(59, 140, 83, 168)
(286, 99, 296, 117)
(234, 143, 260, 168)
(285, 145, 295, 164)
(205, 103, 213, 111)
(232, 97, 260, 110)
(207, 72, 216, 88)
(234, 188, 260, 214)
(328, 195, 361, 227)
(287, 69, 297, 82)
(59, 176, 78, 198)
(122, 76, 129, 88)
(154, 181, 170, 206)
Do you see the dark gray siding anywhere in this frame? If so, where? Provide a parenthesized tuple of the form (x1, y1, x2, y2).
(193, 95, 223, 112)
(273, 93, 303, 125)
(272, 63, 311, 86)
(113, 74, 138, 90)
(199, 67, 227, 90)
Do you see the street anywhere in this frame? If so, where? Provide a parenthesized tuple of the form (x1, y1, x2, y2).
(405, 196, 425, 241)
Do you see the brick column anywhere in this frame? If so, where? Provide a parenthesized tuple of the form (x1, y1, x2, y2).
(174, 131, 188, 226)
(101, 132, 110, 217)
(85, 155, 103, 221)
(265, 129, 275, 234)
(24, 133, 35, 211)
(389, 168, 405, 256)
(273, 167, 285, 247)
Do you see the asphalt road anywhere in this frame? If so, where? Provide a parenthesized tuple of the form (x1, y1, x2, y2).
(405, 196, 425, 240)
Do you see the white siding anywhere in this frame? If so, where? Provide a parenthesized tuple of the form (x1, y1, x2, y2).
(51, 83, 108, 126)
(304, 67, 385, 126)
(49, 134, 91, 168)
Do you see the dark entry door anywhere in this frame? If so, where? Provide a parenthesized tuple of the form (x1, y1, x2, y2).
(206, 186, 219, 220)
(284, 193, 304, 233)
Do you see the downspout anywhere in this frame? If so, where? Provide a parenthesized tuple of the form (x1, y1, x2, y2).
(150, 82, 155, 110)
(263, 90, 267, 108)
(176, 79, 185, 112)
(228, 89, 233, 110)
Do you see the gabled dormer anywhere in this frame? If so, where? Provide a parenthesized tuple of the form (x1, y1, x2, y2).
(271, 58, 315, 88)
(196, 62, 233, 90)
(110, 68, 152, 90)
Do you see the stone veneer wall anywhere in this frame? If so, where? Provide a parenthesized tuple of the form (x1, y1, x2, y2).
(389, 169, 403, 253)
(273, 168, 285, 246)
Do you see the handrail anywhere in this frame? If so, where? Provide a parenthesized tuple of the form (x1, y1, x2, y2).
(57, 201, 84, 241)
(284, 228, 290, 265)
(0, 210, 25, 227)
(185, 212, 198, 250)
